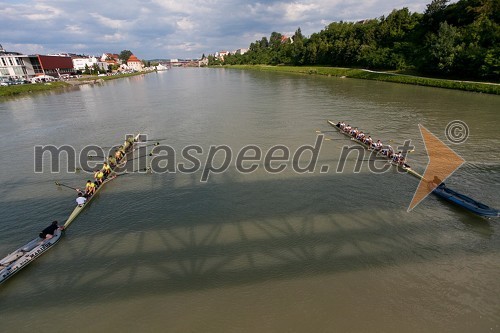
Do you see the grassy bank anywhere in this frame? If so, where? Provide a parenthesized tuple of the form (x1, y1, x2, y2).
(0, 81, 70, 98)
(225, 65, 500, 95)
(0, 71, 155, 98)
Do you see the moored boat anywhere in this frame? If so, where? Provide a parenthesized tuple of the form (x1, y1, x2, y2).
(432, 184, 500, 217)
(0, 229, 62, 284)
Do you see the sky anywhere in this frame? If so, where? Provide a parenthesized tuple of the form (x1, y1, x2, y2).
(1, 0, 433, 60)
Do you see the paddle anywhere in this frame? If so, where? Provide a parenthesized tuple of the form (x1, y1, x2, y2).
(115, 167, 152, 177)
(55, 181, 79, 191)
(387, 140, 415, 153)
(145, 138, 168, 142)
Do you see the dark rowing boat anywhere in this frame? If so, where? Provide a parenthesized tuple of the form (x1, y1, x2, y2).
(432, 184, 500, 217)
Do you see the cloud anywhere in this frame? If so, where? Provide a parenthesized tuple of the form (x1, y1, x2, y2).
(65, 25, 84, 35)
(90, 13, 129, 29)
(2, 0, 435, 59)
(176, 17, 196, 31)
(102, 33, 127, 42)
(0, 3, 63, 21)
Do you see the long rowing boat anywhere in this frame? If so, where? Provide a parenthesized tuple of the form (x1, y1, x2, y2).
(63, 133, 140, 229)
(0, 134, 141, 285)
(327, 120, 499, 218)
(327, 120, 424, 179)
(0, 229, 62, 284)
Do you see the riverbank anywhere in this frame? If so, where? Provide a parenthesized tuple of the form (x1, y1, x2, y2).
(224, 65, 500, 95)
(0, 71, 155, 98)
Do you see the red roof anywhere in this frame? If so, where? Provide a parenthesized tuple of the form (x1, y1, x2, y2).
(127, 54, 140, 63)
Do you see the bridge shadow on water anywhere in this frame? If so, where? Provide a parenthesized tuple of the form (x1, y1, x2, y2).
(0, 170, 497, 311)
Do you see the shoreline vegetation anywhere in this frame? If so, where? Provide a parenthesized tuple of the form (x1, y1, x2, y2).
(222, 65, 500, 95)
(0, 70, 154, 98)
(211, 0, 500, 92)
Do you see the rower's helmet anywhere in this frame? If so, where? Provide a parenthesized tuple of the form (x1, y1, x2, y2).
(87, 180, 91, 183)
(52, 221, 58, 225)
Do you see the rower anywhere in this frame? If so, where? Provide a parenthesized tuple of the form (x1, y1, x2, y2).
(397, 153, 410, 168)
(123, 138, 132, 152)
(356, 131, 365, 140)
(373, 139, 383, 150)
(115, 147, 124, 162)
(84, 180, 96, 197)
(94, 169, 104, 185)
(365, 136, 373, 146)
(102, 162, 112, 178)
(336, 121, 341, 128)
(108, 155, 117, 168)
(381, 144, 393, 156)
(76, 192, 87, 207)
(39, 221, 63, 242)
(344, 124, 352, 133)
(387, 145, 394, 158)
(122, 136, 135, 154)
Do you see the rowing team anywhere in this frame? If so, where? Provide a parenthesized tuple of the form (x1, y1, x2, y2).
(335, 121, 410, 168)
(75, 136, 135, 207)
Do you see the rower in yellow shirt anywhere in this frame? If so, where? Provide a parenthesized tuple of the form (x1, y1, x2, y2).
(84, 180, 96, 197)
(102, 162, 112, 178)
(94, 169, 104, 185)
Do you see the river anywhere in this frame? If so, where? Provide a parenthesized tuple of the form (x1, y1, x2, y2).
(0, 68, 499, 332)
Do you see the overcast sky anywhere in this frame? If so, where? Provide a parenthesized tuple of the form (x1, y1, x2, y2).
(1, 0, 433, 60)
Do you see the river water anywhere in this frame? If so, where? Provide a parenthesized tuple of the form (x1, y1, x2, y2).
(0, 69, 499, 332)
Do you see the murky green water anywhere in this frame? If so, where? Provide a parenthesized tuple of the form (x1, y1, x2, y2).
(0, 69, 499, 332)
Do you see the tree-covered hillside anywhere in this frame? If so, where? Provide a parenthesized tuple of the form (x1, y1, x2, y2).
(212, 0, 499, 80)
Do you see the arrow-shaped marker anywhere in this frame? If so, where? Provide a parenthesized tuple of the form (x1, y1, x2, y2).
(408, 124, 465, 211)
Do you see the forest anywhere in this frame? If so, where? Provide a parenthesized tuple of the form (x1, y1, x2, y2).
(210, 0, 500, 80)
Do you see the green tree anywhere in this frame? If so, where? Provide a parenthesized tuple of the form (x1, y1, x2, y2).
(426, 22, 462, 72)
(423, 0, 449, 29)
(291, 28, 306, 65)
(119, 50, 133, 63)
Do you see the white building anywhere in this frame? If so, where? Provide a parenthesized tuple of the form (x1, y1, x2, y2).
(126, 54, 143, 71)
(72, 56, 108, 72)
(0, 47, 34, 80)
(235, 48, 248, 55)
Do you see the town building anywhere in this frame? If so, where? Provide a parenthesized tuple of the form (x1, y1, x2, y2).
(235, 48, 248, 55)
(1, 45, 74, 80)
(126, 54, 144, 71)
(29, 55, 74, 77)
(72, 56, 108, 72)
(101, 53, 120, 65)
